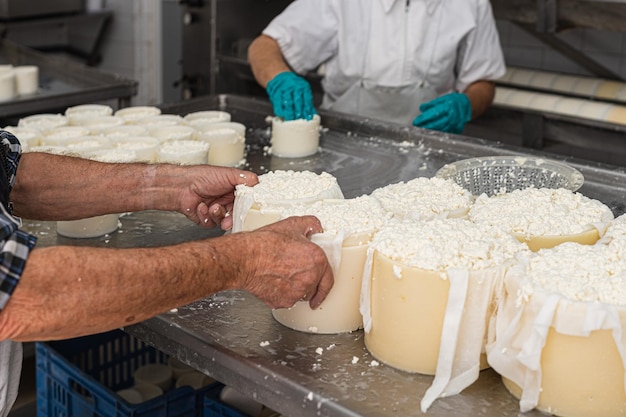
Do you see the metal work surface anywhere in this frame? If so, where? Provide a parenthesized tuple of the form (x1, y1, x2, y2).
(0, 40, 137, 121)
(24, 95, 626, 417)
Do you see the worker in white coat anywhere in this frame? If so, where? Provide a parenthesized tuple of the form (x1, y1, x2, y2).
(248, 0, 506, 134)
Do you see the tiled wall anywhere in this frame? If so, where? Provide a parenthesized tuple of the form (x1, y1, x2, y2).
(496, 19, 626, 80)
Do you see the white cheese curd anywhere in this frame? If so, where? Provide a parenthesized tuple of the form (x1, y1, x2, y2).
(232, 170, 344, 232)
(370, 217, 526, 273)
(468, 188, 613, 238)
(519, 242, 626, 305)
(370, 176, 473, 221)
(235, 170, 343, 206)
(276, 195, 390, 239)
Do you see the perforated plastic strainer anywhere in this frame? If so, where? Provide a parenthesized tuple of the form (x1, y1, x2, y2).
(435, 156, 584, 197)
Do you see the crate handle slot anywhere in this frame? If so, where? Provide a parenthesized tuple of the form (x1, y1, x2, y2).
(69, 376, 96, 404)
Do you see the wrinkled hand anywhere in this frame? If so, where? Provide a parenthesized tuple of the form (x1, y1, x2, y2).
(178, 166, 258, 230)
(266, 71, 317, 121)
(237, 216, 334, 309)
(412, 92, 472, 134)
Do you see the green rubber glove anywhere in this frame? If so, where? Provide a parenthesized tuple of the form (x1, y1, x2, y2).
(266, 72, 317, 121)
(412, 92, 472, 134)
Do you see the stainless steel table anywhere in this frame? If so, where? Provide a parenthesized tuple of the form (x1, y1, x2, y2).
(23, 95, 626, 417)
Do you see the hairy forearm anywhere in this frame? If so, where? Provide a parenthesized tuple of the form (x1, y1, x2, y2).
(248, 35, 292, 88)
(464, 80, 496, 120)
(0, 237, 241, 341)
(11, 153, 183, 220)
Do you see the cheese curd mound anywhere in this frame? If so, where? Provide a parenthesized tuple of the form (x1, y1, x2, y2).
(277, 195, 391, 238)
(232, 170, 344, 233)
(469, 188, 613, 238)
(235, 170, 343, 205)
(519, 241, 626, 305)
(371, 218, 527, 273)
(370, 177, 473, 221)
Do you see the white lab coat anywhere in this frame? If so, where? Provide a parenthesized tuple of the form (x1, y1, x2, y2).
(263, 0, 505, 123)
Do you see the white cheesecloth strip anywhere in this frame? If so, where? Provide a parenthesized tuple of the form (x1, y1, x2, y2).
(360, 246, 375, 333)
(421, 268, 469, 412)
(231, 191, 255, 233)
(517, 293, 560, 412)
(310, 230, 344, 274)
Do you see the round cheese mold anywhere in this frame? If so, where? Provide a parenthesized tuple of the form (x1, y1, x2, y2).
(271, 196, 391, 334)
(195, 122, 246, 167)
(184, 110, 231, 124)
(77, 115, 125, 135)
(115, 106, 161, 123)
(361, 217, 529, 412)
(18, 113, 68, 132)
(157, 139, 209, 165)
(149, 125, 196, 143)
(13, 65, 38, 96)
(139, 114, 186, 128)
(231, 170, 344, 233)
(42, 126, 91, 145)
(65, 104, 114, 125)
(111, 136, 159, 163)
(102, 124, 149, 139)
(56, 214, 120, 239)
(487, 242, 626, 417)
(3, 126, 42, 148)
(468, 187, 614, 251)
(0, 71, 15, 101)
(370, 176, 473, 221)
(270, 114, 320, 158)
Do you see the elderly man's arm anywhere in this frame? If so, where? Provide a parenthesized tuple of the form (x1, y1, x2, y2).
(11, 152, 257, 229)
(0, 216, 333, 342)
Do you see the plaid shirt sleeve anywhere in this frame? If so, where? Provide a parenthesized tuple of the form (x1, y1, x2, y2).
(0, 131, 37, 311)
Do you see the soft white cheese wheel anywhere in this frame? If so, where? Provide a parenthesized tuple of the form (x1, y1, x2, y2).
(150, 125, 196, 143)
(184, 110, 231, 124)
(0, 71, 16, 101)
(195, 122, 246, 167)
(157, 139, 209, 165)
(18, 113, 68, 132)
(65, 104, 114, 125)
(115, 106, 161, 123)
(271, 114, 321, 158)
(13, 65, 38, 96)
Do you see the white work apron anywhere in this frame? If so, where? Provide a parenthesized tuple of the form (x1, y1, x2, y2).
(328, 0, 444, 125)
(0, 341, 21, 417)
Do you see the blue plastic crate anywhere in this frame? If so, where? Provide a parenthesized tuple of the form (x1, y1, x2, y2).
(203, 384, 247, 417)
(36, 329, 203, 417)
